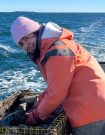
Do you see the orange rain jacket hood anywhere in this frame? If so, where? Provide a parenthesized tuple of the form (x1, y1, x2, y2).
(34, 22, 105, 128)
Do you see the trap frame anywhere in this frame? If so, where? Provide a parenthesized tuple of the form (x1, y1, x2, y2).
(0, 90, 70, 135)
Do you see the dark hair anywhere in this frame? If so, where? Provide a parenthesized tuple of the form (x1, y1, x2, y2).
(27, 30, 40, 63)
(33, 31, 39, 36)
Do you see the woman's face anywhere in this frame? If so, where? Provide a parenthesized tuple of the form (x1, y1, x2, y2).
(19, 33, 37, 53)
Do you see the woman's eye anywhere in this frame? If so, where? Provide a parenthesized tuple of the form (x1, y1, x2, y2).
(19, 42, 24, 47)
(24, 37, 29, 41)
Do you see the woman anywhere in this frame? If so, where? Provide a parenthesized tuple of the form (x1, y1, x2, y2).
(11, 16, 105, 135)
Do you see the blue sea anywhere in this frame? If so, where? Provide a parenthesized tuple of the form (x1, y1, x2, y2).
(0, 12, 105, 102)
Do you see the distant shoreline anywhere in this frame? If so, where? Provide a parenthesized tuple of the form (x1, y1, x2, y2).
(14, 11, 37, 13)
(0, 11, 105, 13)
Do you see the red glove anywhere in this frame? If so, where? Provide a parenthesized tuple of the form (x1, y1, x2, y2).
(25, 108, 43, 126)
(33, 91, 46, 109)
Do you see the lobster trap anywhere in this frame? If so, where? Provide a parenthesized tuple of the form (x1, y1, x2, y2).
(0, 90, 71, 135)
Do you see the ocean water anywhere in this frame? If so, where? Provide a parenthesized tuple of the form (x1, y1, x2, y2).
(0, 12, 105, 101)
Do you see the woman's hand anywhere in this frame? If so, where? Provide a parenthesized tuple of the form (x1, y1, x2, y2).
(25, 108, 43, 126)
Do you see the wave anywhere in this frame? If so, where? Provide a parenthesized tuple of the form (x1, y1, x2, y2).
(0, 44, 17, 52)
(0, 67, 47, 101)
(80, 20, 102, 33)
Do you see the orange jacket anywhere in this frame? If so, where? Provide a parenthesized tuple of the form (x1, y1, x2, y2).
(35, 23, 105, 128)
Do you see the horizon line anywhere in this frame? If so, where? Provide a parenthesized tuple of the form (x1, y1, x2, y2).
(0, 11, 105, 13)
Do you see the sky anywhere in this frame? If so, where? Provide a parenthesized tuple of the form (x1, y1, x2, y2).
(0, 0, 105, 13)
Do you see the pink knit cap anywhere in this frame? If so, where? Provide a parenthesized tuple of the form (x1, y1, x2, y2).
(11, 16, 40, 45)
